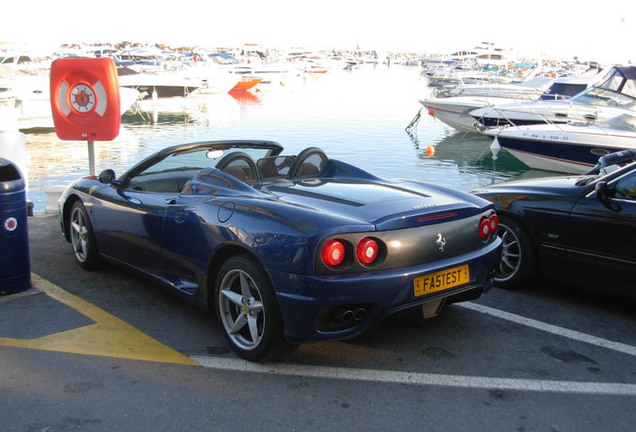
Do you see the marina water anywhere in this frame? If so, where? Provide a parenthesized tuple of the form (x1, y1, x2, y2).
(23, 64, 551, 214)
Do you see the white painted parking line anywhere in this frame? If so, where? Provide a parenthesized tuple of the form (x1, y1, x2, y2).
(458, 302, 636, 358)
(191, 301, 636, 396)
(190, 355, 636, 396)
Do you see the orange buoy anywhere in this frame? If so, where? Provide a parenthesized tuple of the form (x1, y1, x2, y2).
(426, 145, 435, 156)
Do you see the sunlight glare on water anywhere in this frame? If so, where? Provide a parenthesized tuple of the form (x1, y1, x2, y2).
(23, 64, 544, 214)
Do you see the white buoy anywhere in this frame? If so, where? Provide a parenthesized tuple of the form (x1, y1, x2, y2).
(490, 136, 501, 160)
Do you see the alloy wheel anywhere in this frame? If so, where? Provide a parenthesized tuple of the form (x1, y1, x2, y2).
(495, 223, 521, 283)
(218, 269, 265, 351)
(70, 206, 90, 263)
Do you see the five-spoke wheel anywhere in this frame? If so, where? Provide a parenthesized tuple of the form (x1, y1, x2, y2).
(215, 255, 295, 361)
(218, 268, 265, 350)
(69, 201, 100, 269)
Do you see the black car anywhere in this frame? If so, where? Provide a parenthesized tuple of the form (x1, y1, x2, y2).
(472, 150, 636, 289)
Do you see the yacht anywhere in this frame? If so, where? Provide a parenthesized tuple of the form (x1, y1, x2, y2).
(471, 66, 634, 129)
(420, 75, 596, 133)
(117, 67, 202, 99)
(421, 95, 525, 133)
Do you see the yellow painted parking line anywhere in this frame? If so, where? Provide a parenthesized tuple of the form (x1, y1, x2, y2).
(0, 273, 199, 366)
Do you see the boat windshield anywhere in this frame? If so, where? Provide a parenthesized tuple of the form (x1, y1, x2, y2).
(571, 68, 636, 112)
(597, 114, 636, 132)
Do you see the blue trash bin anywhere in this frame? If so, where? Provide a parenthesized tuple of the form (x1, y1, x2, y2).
(0, 157, 30, 294)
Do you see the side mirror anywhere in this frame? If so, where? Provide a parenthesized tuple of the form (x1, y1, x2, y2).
(595, 181, 610, 202)
(595, 180, 621, 212)
(98, 169, 116, 184)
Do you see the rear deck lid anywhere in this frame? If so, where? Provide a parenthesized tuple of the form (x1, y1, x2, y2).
(266, 179, 486, 230)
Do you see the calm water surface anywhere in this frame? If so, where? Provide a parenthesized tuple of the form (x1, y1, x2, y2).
(24, 64, 550, 214)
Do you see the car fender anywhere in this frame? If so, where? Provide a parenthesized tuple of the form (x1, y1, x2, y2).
(206, 197, 372, 275)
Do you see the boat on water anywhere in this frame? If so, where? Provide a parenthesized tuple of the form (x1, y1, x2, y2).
(422, 42, 514, 69)
(426, 66, 513, 88)
(117, 67, 202, 98)
(420, 76, 594, 133)
(471, 66, 635, 129)
(435, 75, 554, 99)
(229, 75, 262, 92)
(232, 64, 291, 83)
(485, 113, 636, 174)
(421, 95, 526, 133)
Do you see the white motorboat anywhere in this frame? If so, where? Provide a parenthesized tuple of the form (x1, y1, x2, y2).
(421, 95, 524, 133)
(436, 75, 554, 99)
(420, 75, 595, 133)
(484, 114, 636, 174)
(117, 66, 206, 99)
(425, 63, 515, 88)
(423, 41, 513, 70)
(471, 66, 635, 129)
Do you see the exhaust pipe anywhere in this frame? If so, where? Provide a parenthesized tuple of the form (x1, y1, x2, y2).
(353, 308, 367, 321)
(333, 305, 369, 323)
(338, 309, 354, 322)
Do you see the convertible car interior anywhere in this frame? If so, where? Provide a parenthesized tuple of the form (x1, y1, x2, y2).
(126, 147, 330, 194)
(128, 170, 200, 193)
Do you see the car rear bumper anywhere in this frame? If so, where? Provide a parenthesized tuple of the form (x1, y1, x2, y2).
(271, 238, 502, 343)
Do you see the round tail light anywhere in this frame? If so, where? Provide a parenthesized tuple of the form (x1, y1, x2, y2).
(479, 213, 499, 241)
(479, 217, 491, 241)
(321, 239, 346, 267)
(489, 214, 499, 233)
(356, 237, 379, 265)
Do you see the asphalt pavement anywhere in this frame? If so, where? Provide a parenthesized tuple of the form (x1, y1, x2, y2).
(1, 214, 635, 432)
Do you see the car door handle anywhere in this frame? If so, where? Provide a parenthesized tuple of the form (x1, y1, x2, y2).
(165, 198, 177, 205)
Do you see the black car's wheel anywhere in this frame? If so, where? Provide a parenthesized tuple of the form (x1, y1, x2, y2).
(494, 216, 537, 289)
(215, 255, 296, 361)
(69, 200, 100, 270)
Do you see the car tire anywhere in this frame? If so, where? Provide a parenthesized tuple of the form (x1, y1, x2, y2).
(494, 216, 538, 289)
(215, 255, 297, 361)
(69, 200, 100, 270)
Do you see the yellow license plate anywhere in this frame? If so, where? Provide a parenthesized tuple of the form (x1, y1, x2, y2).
(413, 265, 470, 297)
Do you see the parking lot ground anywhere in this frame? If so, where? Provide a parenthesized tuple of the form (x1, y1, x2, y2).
(0, 274, 197, 365)
(1, 214, 636, 432)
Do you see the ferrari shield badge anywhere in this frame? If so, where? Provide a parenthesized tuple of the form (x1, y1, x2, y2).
(436, 233, 446, 252)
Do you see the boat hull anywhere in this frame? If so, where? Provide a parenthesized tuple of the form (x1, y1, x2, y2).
(230, 76, 262, 92)
(128, 85, 199, 98)
(421, 96, 520, 133)
(491, 125, 636, 174)
(497, 137, 617, 173)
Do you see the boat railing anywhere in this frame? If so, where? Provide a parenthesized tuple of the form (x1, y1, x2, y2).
(476, 100, 563, 131)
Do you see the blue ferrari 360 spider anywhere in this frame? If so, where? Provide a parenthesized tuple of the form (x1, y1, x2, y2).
(59, 140, 502, 360)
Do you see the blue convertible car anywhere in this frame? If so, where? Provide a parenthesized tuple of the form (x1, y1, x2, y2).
(59, 140, 502, 360)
